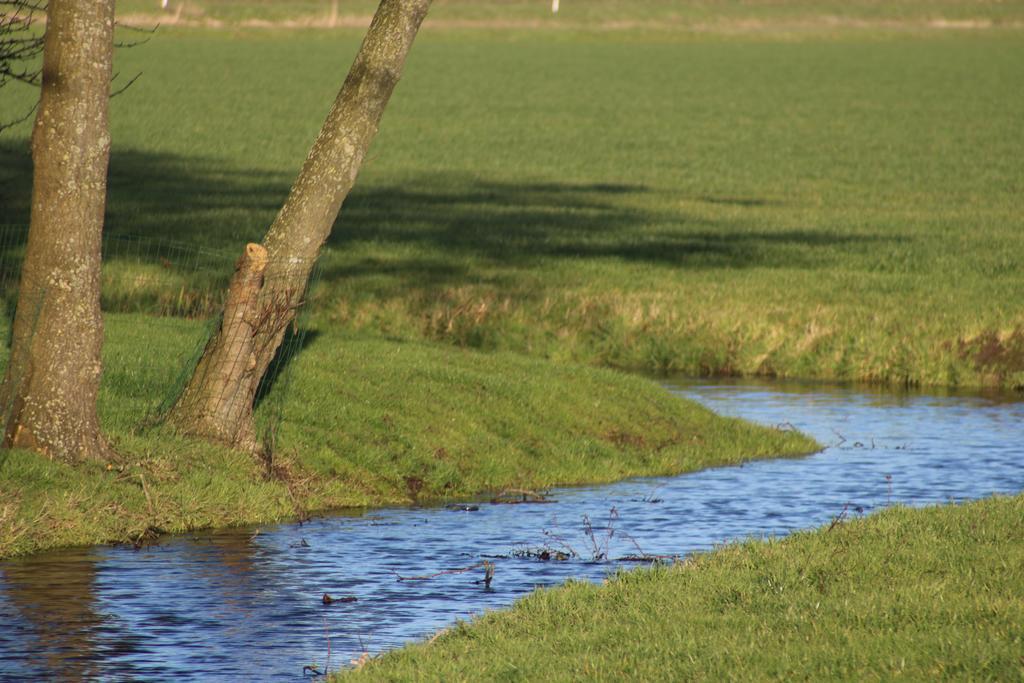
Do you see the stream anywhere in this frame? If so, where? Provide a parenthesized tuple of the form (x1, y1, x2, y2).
(1, 379, 1021, 680)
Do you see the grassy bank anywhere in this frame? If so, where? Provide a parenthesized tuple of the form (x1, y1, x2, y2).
(0, 313, 816, 559)
(342, 494, 1024, 680)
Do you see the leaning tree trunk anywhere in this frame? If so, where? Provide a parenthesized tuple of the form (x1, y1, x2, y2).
(168, 0, 432, 451)
(0, 0, 115, 462)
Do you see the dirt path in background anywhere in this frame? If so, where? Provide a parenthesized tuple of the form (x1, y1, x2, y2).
(115, 12, 1022, 33)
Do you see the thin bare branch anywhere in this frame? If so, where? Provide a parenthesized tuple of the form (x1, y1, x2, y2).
(109, 70, 142, 98)
(116, 20, 160, 33)
(0, 0, 45, 124)
(0, 99, 35, 133)
(390, 561, 488, 582)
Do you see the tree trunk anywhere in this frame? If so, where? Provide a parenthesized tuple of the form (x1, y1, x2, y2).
(167, 0, 432, 450)
(0, 0, 115, 462)
(165, 243, 268, 450)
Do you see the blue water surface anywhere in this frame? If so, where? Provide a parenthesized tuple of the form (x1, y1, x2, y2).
(1, 379, 1021, 680)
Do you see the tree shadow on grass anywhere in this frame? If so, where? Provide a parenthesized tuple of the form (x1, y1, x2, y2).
(0, 140, 903, 305)
(0, 142, 906, 428)
(254, 328, 321, 412)
(0, 139, 291, 259)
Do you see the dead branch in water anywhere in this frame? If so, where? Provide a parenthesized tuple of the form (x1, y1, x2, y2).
(490, 488, 556, 504)
(391, 560, 494, 585)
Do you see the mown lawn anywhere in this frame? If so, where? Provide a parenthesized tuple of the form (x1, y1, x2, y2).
(342, 494, 1024, 681)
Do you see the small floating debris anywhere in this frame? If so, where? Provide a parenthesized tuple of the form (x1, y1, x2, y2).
(615, 554, 680, 564)
(289, 538, 311, 548)
(446, 503, 480, 512)
(512, 547, 572, 562)
(322, 593, 358, 605)
(490, 488, 555, 505)
(479, 561, 495, 589)
(130, 525, 165, 550)
(392, 561, 494, 585)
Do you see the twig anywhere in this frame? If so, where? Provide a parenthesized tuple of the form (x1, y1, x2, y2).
(499, 487, 545, 497)
(113, 19, 159, 49)
(114, 37, 155, 49)
(482, 560, 494, 588)
(110, 70, 143, 98)
(541, 528, 579, 559)
(322, 614, 331, 675)
(615, 529, 681, 563)
(391, 561, 487, 582)
(490, 488, 555, 504)
(642, 483, 666, 503)
(511, 546, 571, 561)
(582, 507, 618, 561)
(0, 100, 36, 134)
(344, 634, 371, 669)
(138, 473, 155, 516)
(615, 554, 680, 563)
(115, 20, 161, 35)
(826, 502, 850, 533)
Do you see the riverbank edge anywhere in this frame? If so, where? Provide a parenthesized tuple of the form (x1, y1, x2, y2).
(0, 334, 820, 561)
(340, 493, 1024, 680)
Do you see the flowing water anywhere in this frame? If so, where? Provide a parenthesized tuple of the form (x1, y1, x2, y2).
(1, 379, 1021, 680)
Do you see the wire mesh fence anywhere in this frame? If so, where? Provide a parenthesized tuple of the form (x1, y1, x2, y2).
(0, 223, 29, 464)
(0, 224, 321, 461)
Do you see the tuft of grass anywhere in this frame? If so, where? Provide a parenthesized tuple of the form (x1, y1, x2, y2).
(342, 494, 1024, 681)
(0, 313, 816, 559)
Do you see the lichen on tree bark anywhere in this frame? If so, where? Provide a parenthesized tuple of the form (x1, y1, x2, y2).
(0, 0, 116, 463)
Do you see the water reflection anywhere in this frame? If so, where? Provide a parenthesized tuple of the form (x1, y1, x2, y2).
(1, 548, 102, 680)
(0, 380, 1021, 681)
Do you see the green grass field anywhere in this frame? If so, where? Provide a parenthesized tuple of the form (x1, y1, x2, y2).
(4, 3, 1022, 389)
(342, 494, 1024, 681)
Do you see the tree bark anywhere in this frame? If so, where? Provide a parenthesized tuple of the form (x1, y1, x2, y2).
(0, 0, 115, 462)
(166, 243, 268, 450)
(167, 0, 432, 450)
